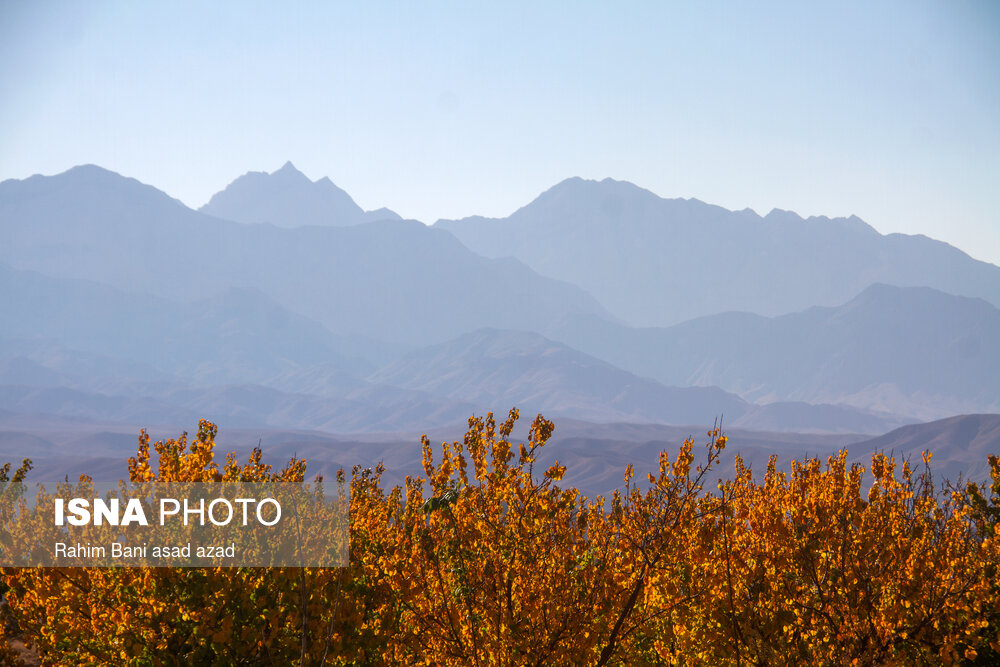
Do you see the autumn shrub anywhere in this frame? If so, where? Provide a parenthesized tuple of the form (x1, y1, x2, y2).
(348, 409, 728, 665)
(0, 413, 997, 666)
(670, 452, 996, 665)
(1, 421, 348, 666)
(963, 454, 1000, 665)
(0, 460, 31, 666)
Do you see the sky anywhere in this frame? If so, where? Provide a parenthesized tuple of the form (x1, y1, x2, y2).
(2, 1, 998, 265)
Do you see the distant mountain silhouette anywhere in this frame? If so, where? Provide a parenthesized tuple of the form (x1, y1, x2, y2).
(0, 264, 379, 384)
(0, 338, 176, 392)
(436, 177, 1000, 327)
(0, 261, 909, 434)
(369, 328, 909, 432)
(0, 166, 610, 346)
(1, 164, 994, 444)
(369, 328, 747, 425)
(548, 284, 1000, 420)
(0, 380, 479, 434)
(201, 162, 401, 227)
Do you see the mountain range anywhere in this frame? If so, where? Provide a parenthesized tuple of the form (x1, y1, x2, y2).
(437, 177, 1000, 327)
(1, 162, 997, 486)
(547, 283, 1000, 421)
(0, 165, 608, 346)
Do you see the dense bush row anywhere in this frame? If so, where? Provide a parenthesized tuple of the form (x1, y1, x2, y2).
(1, 412, 998, 665)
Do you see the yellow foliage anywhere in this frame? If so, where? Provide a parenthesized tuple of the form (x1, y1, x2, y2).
(0, 413, 997, 665)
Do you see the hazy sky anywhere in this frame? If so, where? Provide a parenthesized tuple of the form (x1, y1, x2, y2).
(2, 1, 998, 264)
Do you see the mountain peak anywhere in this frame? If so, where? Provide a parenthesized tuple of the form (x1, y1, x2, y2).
(545, 176, 651, 195)
(764, 208, 801, 223)
(273, 161, 311, 180)
(518, 177, 663, 217)
(200, 164, 368, 227)
(0, 164, 185, 211)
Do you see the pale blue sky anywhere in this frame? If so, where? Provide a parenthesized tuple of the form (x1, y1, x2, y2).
(2, 1, 998, 264)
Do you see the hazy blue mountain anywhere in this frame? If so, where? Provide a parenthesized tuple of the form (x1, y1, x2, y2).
(548, 284, 1000, 421)
(367, 328, 907, 432)
(0, 357, 62, 387)
(0, 166, 610, 346)
(1, 164, 991, 442)
(0, 337, 178, 393)
(155, 382, 479, 432)
(200, 161, 401, 227)
(436, 177, 1000, 327)
(0, 380, 479, 434)
(0, 384, 204, 427)
(360, 207, 402, 223)
(733, 401, 912, 435)
(0, 339, 909, 437)
(0, 264, 378, 385)
(0, 259, 910, 435)
(369, 328, 749, 425)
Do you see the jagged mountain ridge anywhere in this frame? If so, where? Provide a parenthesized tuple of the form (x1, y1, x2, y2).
(0, 166, 610, 347)
(1, 164, 996, 440)
(200, 161, 401, 227)
(436, 177, 1000, 327)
